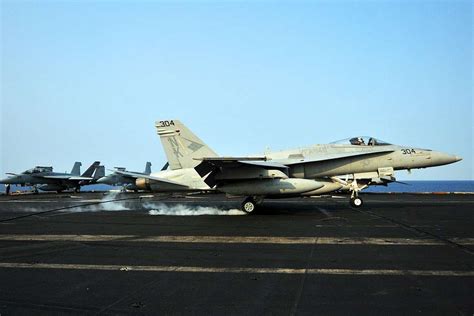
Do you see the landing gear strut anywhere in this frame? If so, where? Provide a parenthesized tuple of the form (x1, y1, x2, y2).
(349, 178, 364, 208)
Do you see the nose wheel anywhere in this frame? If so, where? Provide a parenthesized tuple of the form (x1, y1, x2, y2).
(350, 197, 363, 207)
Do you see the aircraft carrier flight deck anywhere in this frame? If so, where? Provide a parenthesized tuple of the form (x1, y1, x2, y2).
(0, 192, 473, 315)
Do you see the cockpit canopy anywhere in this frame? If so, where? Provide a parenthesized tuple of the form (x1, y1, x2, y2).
(24, 166, 53, 174)
(332, 137, 391, 146)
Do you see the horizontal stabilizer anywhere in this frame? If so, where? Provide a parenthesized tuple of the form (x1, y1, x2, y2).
(114, 170, 190, 188)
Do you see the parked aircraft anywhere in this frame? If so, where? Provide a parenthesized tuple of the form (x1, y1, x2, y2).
(96, 162, 153, 191)
(1, 161, 102, 194)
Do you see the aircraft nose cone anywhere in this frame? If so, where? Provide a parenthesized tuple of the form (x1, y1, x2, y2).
(430, 152, 463, 166)
(447, 154, 462, 164)
(0, 177, 15, 184)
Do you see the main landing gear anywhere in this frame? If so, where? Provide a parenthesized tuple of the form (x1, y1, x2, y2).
(240, 196, 264, 214)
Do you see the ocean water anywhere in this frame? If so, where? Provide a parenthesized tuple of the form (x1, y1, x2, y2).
(364, 181, 474, 193)
(1, 181, 473, 194)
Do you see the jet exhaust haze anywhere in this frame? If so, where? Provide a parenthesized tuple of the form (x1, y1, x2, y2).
(144, 203, 245, 216)
(23, 192, 245, 216)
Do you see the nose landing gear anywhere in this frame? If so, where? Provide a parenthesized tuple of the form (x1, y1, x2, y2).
(350, 196, 363, 207)
(349, 178, 365, 208)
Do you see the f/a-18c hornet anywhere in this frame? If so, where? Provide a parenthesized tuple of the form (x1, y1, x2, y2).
(1, 161, 103, 194)
(123, 120, 462, 213)
(96, 162, 153, 191)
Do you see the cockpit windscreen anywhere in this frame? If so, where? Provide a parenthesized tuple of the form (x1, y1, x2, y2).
(332, 137, 391, 146)
(24, 166, 53, 174)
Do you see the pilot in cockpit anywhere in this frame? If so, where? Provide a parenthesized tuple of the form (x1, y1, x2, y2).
(350, 137, 366, 146)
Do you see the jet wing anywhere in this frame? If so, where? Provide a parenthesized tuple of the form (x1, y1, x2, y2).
(114, 170, 189, 188)
(68, 176, 94, 181)
(42, 176, 93, 181)
(194, 157, 289, 187)
(280, 148, 395, 165)
(194, 157, 288, 169)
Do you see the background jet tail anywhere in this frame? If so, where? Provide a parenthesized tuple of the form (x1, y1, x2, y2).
(93, 165, 105, 180)
(155, 120, 218, 170)
(71, 162, 82, 176)
(81, 161, 100, 177)
(161, 162, 169, 171)
(144, 162, 152, 175)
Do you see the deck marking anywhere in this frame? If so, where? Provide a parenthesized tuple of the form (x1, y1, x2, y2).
(0, 234, 473, 245)
(0, 262, 472, 276)
(316, 207, 332, 217)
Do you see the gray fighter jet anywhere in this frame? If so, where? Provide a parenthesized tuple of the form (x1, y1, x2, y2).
(1, 161, 101, 194)
(143, 120, 461, 212)
(96, 162, 152, 191)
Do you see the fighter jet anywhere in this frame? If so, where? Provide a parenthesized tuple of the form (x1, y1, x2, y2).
(96, 162, 153, 191)
(1, 161, 102, 194)
(146, 120, 461, 213)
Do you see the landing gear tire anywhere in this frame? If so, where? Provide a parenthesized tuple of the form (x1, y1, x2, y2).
(350, 197, 363, 208)
(241, 197, 257, 214)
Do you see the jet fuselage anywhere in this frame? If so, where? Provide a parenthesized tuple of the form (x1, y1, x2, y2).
(267, 144, 461, 179)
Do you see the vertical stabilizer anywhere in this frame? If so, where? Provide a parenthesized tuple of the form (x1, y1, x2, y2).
(155, 120, 218, 170)
(82, 161, 100, 177)
(144, 162, 152, 175)
(71, 162, 82, 176)
(93, 165, 105, 180)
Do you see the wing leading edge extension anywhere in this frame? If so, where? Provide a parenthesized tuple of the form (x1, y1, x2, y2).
(278, 148, 396, 165)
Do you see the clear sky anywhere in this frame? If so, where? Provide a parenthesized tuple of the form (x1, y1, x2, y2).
(1, 0, 472, 180)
